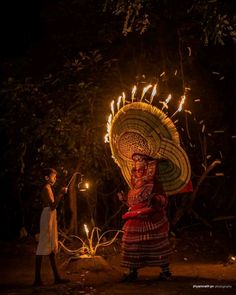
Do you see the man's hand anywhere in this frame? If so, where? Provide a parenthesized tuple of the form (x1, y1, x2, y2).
(60, 187, 68, 195)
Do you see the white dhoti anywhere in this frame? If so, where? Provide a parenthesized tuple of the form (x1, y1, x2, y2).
(36, 207, 58, 255)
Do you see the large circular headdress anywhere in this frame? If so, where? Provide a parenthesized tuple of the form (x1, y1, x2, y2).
(105, 86, 191, 195)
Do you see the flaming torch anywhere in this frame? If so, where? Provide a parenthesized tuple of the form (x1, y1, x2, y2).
(161, 94, 172, 110)
(117, 96, 122, 111)
(140, 84, 152, 101)
(110, 100, 115, 116)
(84, 224, 89, 238)
(131, 85, 137, 102)
(178, 95, 186, 112)
(171, 95, 186, 118)
(122, 92, 126, 106)
(150, 84, 157, 104)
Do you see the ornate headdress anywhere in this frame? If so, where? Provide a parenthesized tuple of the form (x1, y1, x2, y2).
(105, 87, 191, 195)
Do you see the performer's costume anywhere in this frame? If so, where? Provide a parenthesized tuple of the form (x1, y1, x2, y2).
(107, 99, 191, 280)
(121, 154, 171, 268)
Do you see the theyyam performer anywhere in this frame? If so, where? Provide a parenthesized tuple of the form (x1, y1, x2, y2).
(106, 88, 191, 282)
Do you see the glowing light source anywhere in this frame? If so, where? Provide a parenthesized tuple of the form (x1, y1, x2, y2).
(161, 94, 172, 110)
(171, 95, 186, 118)
(131, 85, 137, 102)
(178, 95, 186, 112)
(108, 114, 112, 124)
(141, 84, 152, 101)
(79, 180, 90, 191)
(150, 84, 157, 104)
(104, 134, 109, 143)
(106, 122, 110, 133)
(226, 255, 236, 265)
(84, 224, 89, 238)
(122, 92, 126, 106)
(165, 94, 172, 104)
(59, 226, 123, 257)
(110, 100, 115, 116)
(117, 96, 122, 110)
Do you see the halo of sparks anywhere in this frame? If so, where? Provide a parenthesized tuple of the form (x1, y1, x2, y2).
(104, 83, 190, 144)
(104, 79, 228, 177)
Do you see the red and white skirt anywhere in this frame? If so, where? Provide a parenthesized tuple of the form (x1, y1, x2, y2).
(121, 212, 171, 268)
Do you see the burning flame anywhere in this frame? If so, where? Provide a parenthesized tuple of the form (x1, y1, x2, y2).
(171, 94, 187, 118)
(122, 92, 126, 106)
(150, 84, 157, 104)
(85, 182, 89, 189)
(59, 226, 123, 257)
(104, 114, 112, 143)
(117, 96, 122, 111)
(110, 100, 115, 116)
(106, 122, 110, 133)
(105, 83, 190, 142)
(131, 85, 137, 102)
(108, 114, 112, 124)
(165, 94, 172, 104)
(178, 95, 186, 112)
(161, 94, 172, 110)
(84, 224, 89, 237)
(104, 134, 109, 143)
(141, 84, 152, 101)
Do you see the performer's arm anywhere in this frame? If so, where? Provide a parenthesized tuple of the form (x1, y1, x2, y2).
(153, 194, 168, 207)
(117, 191, 128, 205)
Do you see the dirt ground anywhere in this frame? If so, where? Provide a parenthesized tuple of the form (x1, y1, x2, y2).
(0, 228, 236, 295)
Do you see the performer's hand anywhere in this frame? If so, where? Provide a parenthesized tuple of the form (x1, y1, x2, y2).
(117, 191, 125, 201)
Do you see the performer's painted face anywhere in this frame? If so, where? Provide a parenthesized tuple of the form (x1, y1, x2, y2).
(134, 160, 147, 178)
(135, 167, 145, 178)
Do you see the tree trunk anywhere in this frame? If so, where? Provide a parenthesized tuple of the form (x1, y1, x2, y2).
(171, 160, 221, 228)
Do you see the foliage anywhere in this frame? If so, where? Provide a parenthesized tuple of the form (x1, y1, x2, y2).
(2, 50, 118, 175)
(0, 0, 235, 239)
(0, 48, 124, 237)
(103, 0, 236, 45)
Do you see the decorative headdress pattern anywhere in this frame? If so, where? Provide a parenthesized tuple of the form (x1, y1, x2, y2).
(105, 85, 191, 195)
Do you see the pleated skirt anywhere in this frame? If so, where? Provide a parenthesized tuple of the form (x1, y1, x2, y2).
(121, 213, 172, 268)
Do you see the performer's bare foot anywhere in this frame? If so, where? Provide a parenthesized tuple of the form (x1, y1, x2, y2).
(158, 271, 172, 281)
